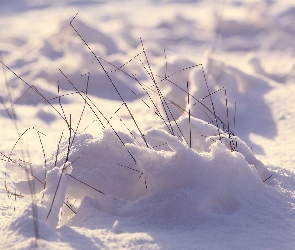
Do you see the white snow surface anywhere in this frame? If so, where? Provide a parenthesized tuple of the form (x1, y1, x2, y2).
(1, 0, 295, 249)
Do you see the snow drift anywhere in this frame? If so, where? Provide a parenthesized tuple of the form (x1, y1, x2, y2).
(6, 115, 275, 230)
(1, 0, 295, 249)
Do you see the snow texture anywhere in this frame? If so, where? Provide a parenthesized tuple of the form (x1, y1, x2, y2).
(1, 0, 295, 249)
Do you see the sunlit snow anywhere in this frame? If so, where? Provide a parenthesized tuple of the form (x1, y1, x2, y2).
(1, 0, 295, 249)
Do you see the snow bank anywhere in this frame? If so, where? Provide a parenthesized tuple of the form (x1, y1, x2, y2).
(6, 114, 275, 229)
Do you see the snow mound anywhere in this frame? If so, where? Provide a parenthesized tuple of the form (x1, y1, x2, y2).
(7, 115, 274, 228)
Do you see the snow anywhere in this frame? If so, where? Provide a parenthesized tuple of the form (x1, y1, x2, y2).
(1, 0, 295, 249)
